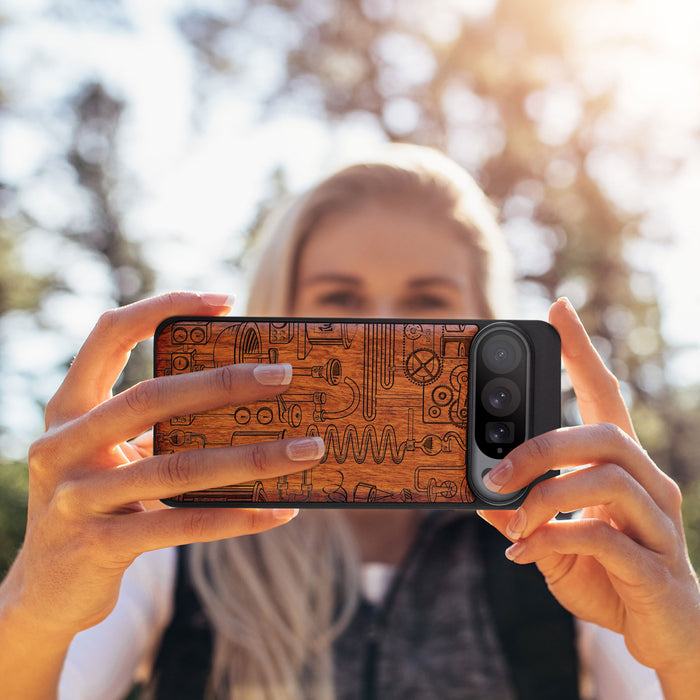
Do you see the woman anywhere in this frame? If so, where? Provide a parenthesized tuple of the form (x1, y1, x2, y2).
(0, 145, 697, 699)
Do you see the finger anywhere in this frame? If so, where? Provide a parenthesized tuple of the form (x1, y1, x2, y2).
(503, 517, 663, 588)
(128, 430, 153, 459)
(108, 506, 301, 557)
(119, 441, 142, 462)
(476, 509, 516, 539)
(548, 298, 636, 439)
(86, 436, 325, 508)
(63, 362, 293, 460)
(120, 432, 152, 461)
(47, 292, 235, 424)
(483, 423, 681, 515)
(504, 464, 676, 554)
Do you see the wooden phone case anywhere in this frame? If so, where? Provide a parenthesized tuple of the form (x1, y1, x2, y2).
(153, 317, 560, 508)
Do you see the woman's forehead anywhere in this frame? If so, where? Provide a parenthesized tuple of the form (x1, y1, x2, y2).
(298, 203, 473, 274)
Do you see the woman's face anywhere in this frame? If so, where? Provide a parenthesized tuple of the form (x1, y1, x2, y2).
(293, 202, 485, 318)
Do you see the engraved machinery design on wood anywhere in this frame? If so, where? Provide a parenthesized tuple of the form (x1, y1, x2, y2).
(154, 320, 479, 504)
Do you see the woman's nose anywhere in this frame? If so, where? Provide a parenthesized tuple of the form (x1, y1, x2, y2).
(365, 300, 399, 318)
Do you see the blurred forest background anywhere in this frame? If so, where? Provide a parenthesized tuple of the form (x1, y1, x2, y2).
(1, 0, 700, 574)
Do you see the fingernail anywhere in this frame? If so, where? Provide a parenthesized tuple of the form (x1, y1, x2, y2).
(254, 363, 293, 386)
(286, 436, 325, 461)
(506, 509, 527, 540)
(505, 541, 527, 561)
(483, 460, 512, 493)
(199, 293, 236, 309)
(557, 296, 578, 319)
(273, 508, 299, 521)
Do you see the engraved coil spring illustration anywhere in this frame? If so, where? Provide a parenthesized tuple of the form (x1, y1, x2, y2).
(309, 424, 407, 464)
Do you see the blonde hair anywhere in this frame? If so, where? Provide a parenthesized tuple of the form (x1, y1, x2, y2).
(188, 144, 514, 699)
(188, 512, 359, 700)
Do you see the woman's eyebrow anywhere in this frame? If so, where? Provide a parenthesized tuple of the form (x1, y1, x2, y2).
(407, 277, 462, 289)
(301, 273, 362, 286)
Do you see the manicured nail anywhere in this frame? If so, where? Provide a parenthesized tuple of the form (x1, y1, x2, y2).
(506, 509, 527, 540)
(505, 541, 527, 561)
(557, 296, 578, 319)
(273, 508, 299, 521)
(483, 460, 512, 493)
(286, 436, 325, 461)
(254, 363, 293, 386)
(199, 293, 236, 309)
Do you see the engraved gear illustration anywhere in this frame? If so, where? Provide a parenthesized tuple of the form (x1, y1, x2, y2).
(404, 348, 442, 385)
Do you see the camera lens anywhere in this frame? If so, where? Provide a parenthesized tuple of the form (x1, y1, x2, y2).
(481, 378, 521, 417)
(489, 386, 511, 411)
(486, 421, 514, 443)
(482, 334, 522, 374)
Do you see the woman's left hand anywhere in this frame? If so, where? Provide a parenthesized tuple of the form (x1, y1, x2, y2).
(478, 298, 700, 696)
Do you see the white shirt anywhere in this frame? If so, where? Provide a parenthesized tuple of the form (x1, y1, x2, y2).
(59, 548, 176, 700)
(59, 548, 663, 700)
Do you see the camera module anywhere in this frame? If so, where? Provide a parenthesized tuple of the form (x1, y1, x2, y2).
(467, 320, 559, 507)
(468, 323, 532, 503)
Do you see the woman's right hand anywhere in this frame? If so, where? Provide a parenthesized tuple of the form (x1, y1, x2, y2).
(1, 292, 324, 642)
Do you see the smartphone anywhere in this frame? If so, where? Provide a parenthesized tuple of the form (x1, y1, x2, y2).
(153, 317, 560, 509)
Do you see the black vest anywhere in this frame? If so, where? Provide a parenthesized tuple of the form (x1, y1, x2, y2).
(148, 514, 579, 699)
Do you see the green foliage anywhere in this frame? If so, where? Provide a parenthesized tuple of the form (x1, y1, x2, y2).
(0, 460, 28, 577)
(0, 224, 54, 315)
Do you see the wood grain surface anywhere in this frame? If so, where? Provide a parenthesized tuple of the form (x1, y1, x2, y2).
(154, 318, 479, 505)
